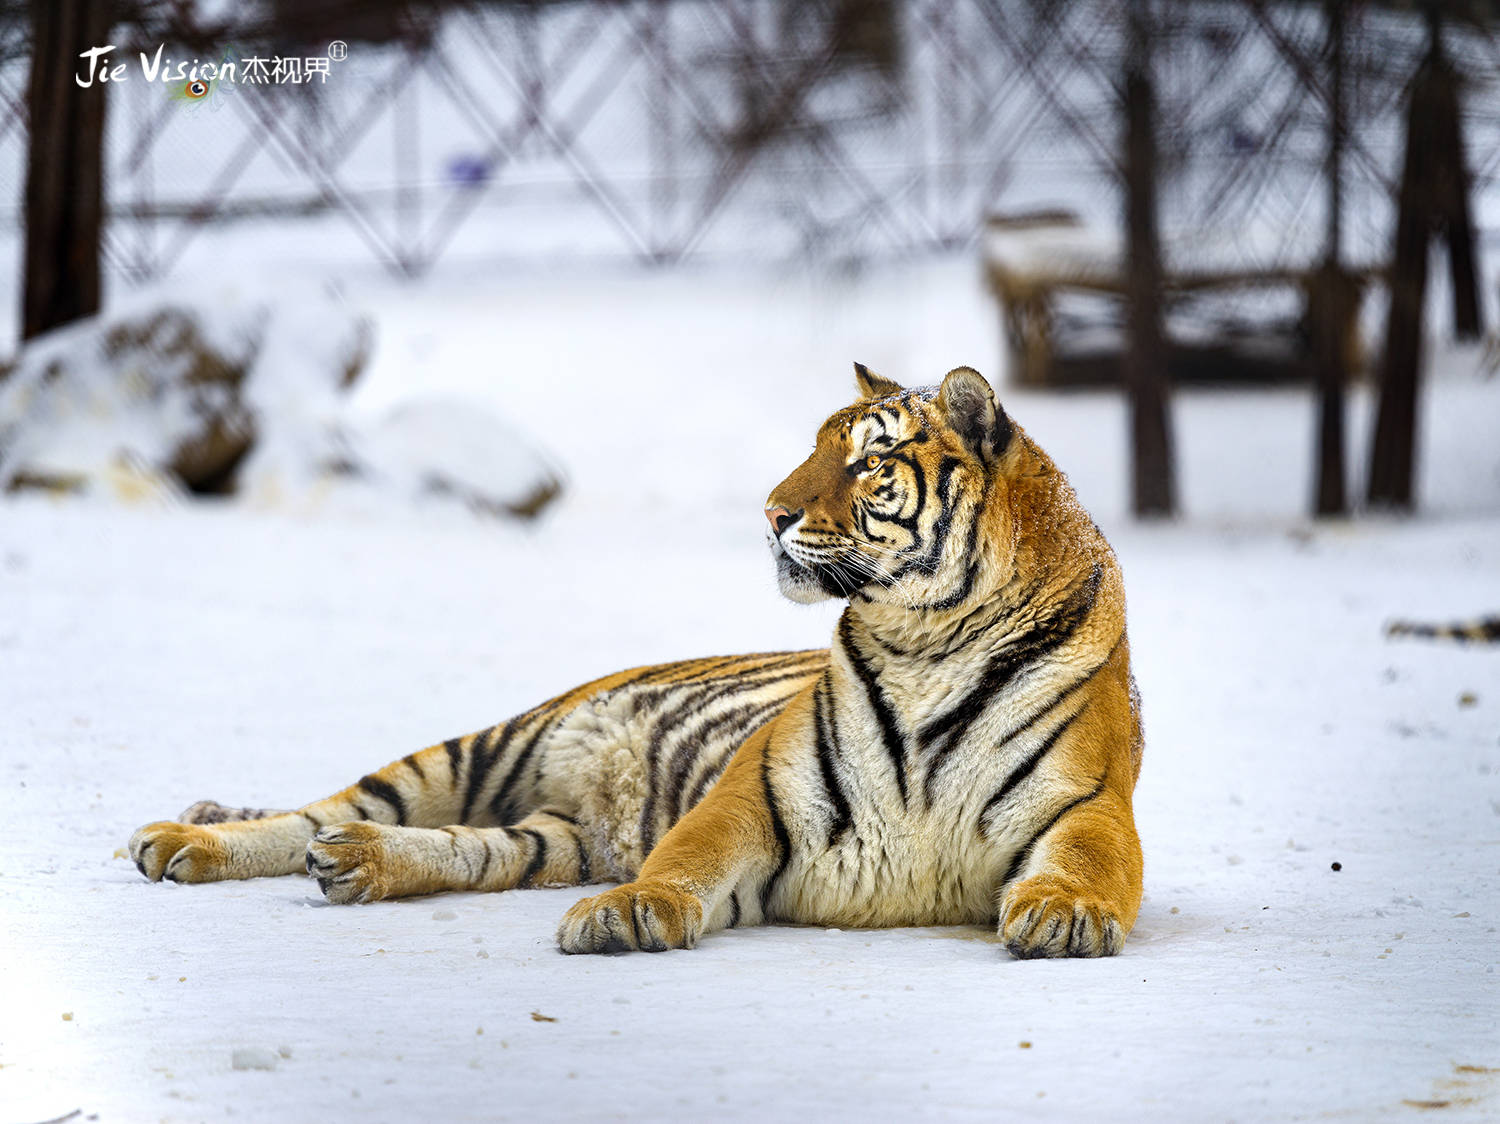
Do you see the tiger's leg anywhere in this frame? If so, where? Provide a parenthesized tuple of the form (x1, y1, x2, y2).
(556, 725, 783, 953)
(996, 788, 1143, 959)
(303, 810, 599, 904)
(127, 724, 523, 885)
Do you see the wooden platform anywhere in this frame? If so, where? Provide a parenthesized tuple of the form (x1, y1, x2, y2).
(984, 212, 1382, 389)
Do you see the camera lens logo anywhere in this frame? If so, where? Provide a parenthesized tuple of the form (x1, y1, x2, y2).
(185, 79, 209, 99)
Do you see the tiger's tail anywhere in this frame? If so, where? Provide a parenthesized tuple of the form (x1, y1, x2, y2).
(1386, 616, 1500, 643)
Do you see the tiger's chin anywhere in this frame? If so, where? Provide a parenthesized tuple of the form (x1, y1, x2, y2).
(771, 541, 838, 604)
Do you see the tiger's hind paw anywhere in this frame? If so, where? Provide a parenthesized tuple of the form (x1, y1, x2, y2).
(556, 882, 704, 954)
(128, 821, 232, 883)
(999, 877, 1126, 959)
(177, 799, 288, 825)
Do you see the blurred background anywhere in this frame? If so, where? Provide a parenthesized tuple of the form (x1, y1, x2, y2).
(1, 0, 1498, 528)
(5, 7, 1499, 1119)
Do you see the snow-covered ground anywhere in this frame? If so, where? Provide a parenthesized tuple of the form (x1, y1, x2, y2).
(2, 257, 1499, 1121)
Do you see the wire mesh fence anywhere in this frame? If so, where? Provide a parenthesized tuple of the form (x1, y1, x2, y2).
(1, 0, 1498, 286)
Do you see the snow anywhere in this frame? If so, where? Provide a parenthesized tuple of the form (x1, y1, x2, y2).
(0, 283, 562, 519)
(0, 290, 261, 499)
(3, 257, 1499, 1121)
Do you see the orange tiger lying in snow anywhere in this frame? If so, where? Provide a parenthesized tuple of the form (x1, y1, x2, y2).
(130, 364, 1144, 958)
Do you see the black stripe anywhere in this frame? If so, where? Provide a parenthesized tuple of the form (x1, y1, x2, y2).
(357, 775, 408, 825)
(838, 613, 909, 805)
(919, 494, 987, 612)
(937, 631, 1123, 798)
(812, 681, 852, 843)
(300, 810, 326, 829)
(631, 650, 825, 688)
(992, 404, 1014, 459)
(541, 809, 577, 825)
(460, 723, 511, 825)
(443, 737, 464, 781)
(484, 692, 575, 826)
(868, 629, 911, 658)
(476, 834, 493, 885)
(639, 666, 819, 851)
(728, 892, 741, 929)
(637, 677, 752, 852)
(682, 741, 743, 811)
(999, 780, 1106, 889)
(401, 753, 427, 782)
(517, 828, 548, 888)
(932, 607, 1004, 663)
(759, 745, 792, 916)
(575, 834, 591, 884)
(627, 654, 748, 687)
(977, 708, 1085, 832)
(664, 696, 791, 822)
(353, 802, 374, 821)
(890, 456, 957, 580)
(439, 825, 470, 880)
(919, 565, 1103, 803)
(488, 721, 555, 825)
(672, 701, 789, 822)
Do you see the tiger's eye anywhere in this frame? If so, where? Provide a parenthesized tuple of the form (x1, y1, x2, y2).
(866, 455, 881, 471)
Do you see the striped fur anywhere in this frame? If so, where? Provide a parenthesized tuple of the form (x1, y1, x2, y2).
(129, 364, 1145, 959)
(1386, 615, 1500, 643)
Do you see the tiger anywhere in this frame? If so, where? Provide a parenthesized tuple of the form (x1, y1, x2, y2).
(1386, 616, 1500, 643)
(128, 364, 1145, 959)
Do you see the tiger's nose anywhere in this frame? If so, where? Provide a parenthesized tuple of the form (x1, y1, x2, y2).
(765, 505, 800, 537)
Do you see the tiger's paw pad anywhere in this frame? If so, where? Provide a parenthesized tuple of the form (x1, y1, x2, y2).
(304, 823, 395, 905)
(556, 883, 704, 954)
(128, 821, 231, 883)
(999, 878, 1126, 959)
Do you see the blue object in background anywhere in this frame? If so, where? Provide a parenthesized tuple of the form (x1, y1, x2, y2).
(447, 154, 491, 189)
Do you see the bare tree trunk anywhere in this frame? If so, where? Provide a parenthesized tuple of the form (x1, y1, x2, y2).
(1368, 15, 1439, 511)
(1312, 0, 1347, 517)
(1429, 37, 1482, 341)
(1122, 0, 1175, 518)
(23, 0, 110, 342)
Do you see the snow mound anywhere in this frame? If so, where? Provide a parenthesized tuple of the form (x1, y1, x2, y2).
(0, 289, 563, 520)
(0, 295, 267, 500)
(352, 396, 563, 520)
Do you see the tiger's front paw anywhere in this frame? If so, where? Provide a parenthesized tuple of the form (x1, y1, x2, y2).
(304, 822, 400, 904)
(999, 877, 1126, 959)
(128, 821, 232, 883)
(556, 882, 704, 954)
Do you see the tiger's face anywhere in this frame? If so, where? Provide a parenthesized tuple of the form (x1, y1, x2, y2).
(765, 364, 1013, 610)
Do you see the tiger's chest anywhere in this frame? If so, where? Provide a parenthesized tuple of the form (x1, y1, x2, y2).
(778, 814, 1008, 927)
(770, 667, 1077, 927)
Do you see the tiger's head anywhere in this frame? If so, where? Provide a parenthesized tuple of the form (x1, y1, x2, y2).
(765, 363, 1022, 612)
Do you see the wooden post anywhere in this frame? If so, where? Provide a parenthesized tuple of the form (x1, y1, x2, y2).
(22, 0, 111, 342)
(1367, 11, 1440, 511)
(1429, 30, 1482, 341)
(1312, 0, 1347, 517)
(1122, 0, 1175, 518)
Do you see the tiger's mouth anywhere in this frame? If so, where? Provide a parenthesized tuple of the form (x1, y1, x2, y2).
(769, 534, 851, 603)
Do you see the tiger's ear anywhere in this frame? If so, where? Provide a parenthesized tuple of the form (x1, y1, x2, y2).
(854, 362, 902, 400)
(937, 366, 1012, 463)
